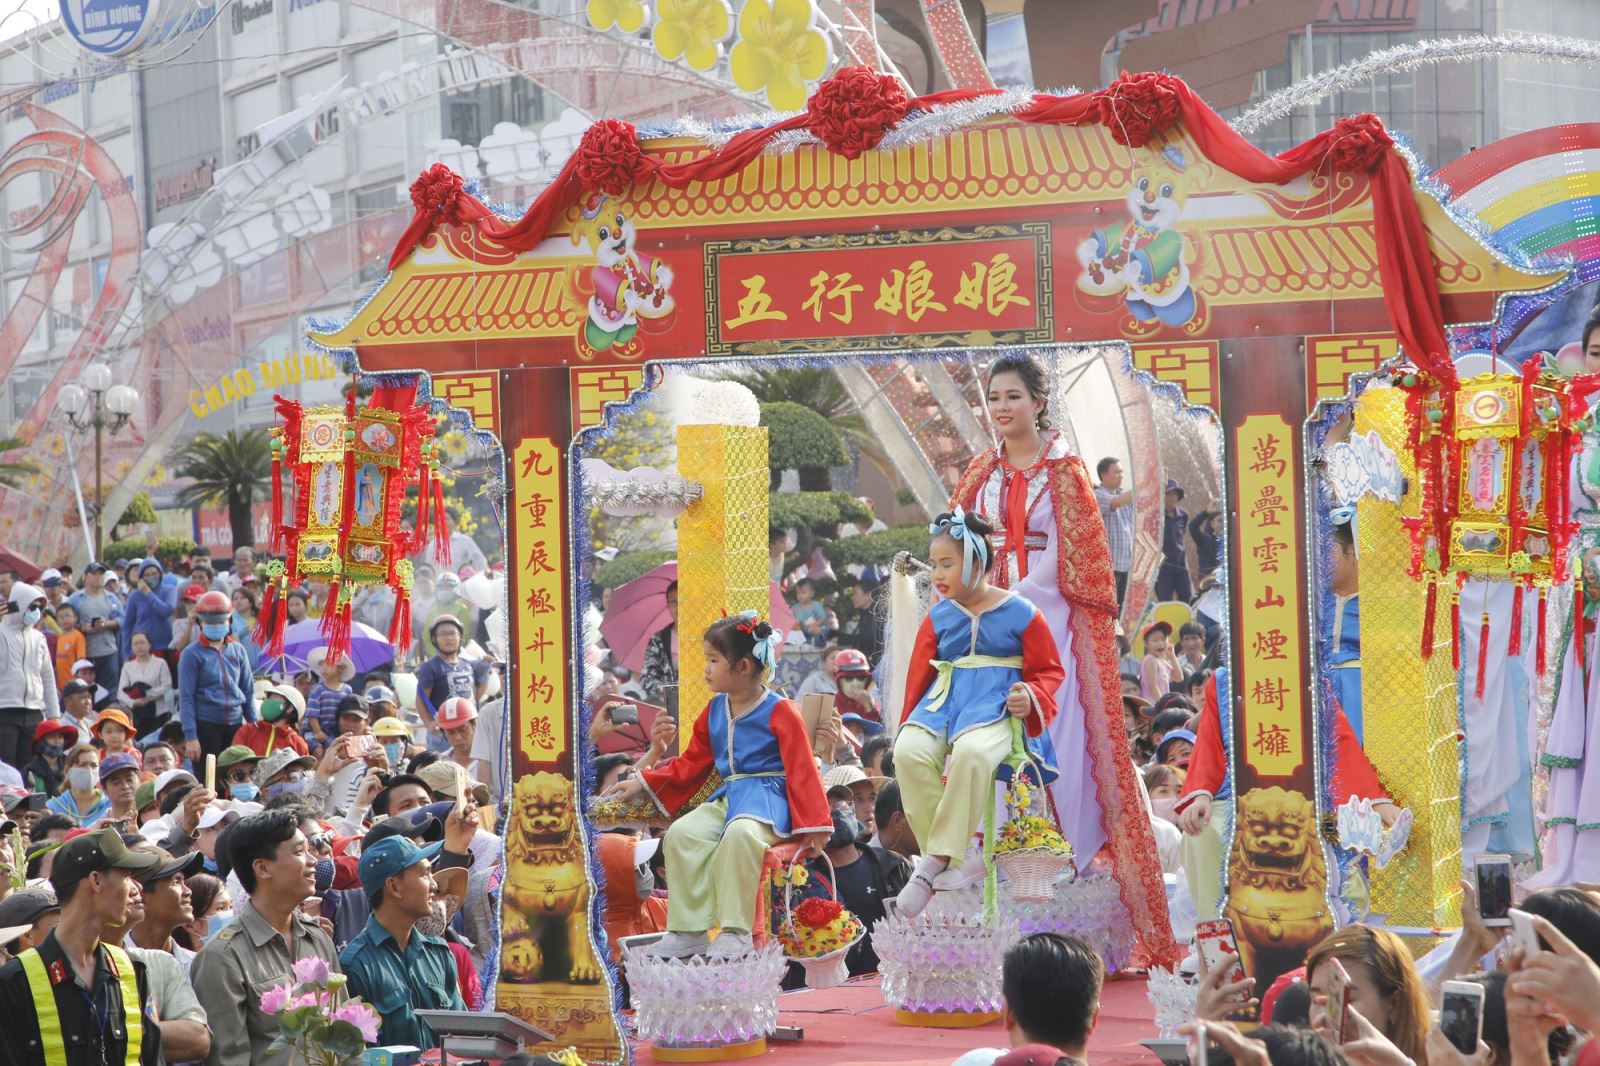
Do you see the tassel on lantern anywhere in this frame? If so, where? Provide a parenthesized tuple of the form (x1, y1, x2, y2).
(1452, 597, 1462, 671)
(416, 442, 433, 543)
(1536, 587, 1549, 676)
(322, 585, 353, 666)
(269, 441, 284, 554)
(1475, 611, 1490, 699)
(253, 579, 279, 647)
(431, 468, 450, 563)
(1421, 581, 1437, 660)
(388, 587, 412, 654)
(1508, 584, 1524, 656)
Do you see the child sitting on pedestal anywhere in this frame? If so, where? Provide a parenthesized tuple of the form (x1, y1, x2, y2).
(601, 612, 832, 957)
(894, 509, 1066, 918)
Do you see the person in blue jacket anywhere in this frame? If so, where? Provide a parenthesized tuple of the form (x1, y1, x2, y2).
(122, 558, 176, 665)
(179, 590, 257, 763)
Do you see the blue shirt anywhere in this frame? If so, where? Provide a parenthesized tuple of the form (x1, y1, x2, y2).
(305, 682, 351, 738)
(338, 915, 464, 1049)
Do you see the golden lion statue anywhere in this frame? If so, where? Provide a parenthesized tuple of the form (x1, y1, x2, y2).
(503, 771, 601, 983)
(1223, 786, 1332, 988)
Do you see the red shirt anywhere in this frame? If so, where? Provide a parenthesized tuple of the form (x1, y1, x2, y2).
(231, 721, 310, 758)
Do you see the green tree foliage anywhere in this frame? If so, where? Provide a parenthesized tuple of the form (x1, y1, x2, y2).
(726, 366, 886, 473)
(594, 550, 675, 590)
(761, 401, 848, 490)
(0, 437, 37, 490)
(171, 430, 273, 550)
(822, 524, 930, 571)
(103, 535, 199, 568)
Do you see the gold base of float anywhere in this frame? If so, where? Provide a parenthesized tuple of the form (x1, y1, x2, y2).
(648, 1038, 769, 1061)
(894, 1009, 1002, 1029)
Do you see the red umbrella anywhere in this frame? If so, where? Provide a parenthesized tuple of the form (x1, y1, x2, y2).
(0, 546, 43, 583)
(599, 561, 796, 672)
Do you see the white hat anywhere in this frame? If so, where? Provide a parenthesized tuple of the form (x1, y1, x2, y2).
(307, 647, 355, 682)
(822, 765, 886, 795)
(153, 769, 198, 797)
(635, 837, 661, 867)
(197, 799, 262, 831)
(71, 659, 95, 674)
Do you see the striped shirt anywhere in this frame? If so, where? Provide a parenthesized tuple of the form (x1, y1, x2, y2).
(305, 681, 352, 738)
(1095, 483, 1135, 571)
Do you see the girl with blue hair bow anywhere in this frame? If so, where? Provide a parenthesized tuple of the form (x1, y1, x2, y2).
(600, 612, 831, 958)
(893, 509, 1066, 918)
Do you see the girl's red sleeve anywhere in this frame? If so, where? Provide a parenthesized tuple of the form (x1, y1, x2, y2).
(770, 699, 832, 835)
(1016, 610, 1063, 736)
(638, 704, 715, 815)
(1329, 706, 1388, 805)
(899, 615, 940, 725)
(1177, 675, 1227, 812)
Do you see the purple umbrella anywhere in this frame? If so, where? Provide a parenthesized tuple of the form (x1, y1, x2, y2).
(263, 618, 397, 674)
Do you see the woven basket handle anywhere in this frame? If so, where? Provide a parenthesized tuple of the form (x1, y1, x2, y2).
(782, 849, 837, 939)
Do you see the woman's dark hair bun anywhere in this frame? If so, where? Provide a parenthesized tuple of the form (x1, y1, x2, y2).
(962, 511, 995, 538)
(751, 620, 773, 640)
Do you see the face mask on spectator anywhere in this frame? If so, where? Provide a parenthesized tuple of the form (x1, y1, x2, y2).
(1152, 797, 1179, 824)
(67, 767, 95, 791)
(40, 742, 63, 760)
(840, 677, 869, 698)
(260, 699, 285, 723)
(416, 899, 450, 938)
(205, 911, 234, 940)
(200, 622, 229, 641)
(22, 608, 41, 627)
(635, 860, 655, 899)
(230, 782, 260, 802)
(266, 775, 310, 799)
(381, 741, 406, 766)
(827, 808, 861, 851)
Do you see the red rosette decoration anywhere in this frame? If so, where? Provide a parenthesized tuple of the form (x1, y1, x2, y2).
(410, 163, 466, 218)
(1095, 71, 1185, 148)
(794, 897, 843, 928)
(806, 65, 912, 159)
(1326, 113, 1394, 172)
(574, 118, 656, 196)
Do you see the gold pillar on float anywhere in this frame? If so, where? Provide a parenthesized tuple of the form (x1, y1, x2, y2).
(1355, 385, 1462, 935)
(675, 423, 770, 738)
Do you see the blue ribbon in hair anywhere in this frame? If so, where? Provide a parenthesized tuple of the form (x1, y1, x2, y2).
(730, 608, 784, 670)
(928, 506, 989, 588)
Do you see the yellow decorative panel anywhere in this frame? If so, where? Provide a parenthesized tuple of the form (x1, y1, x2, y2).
(1307, 333, 1399, 408)
(675, 424, 770, 739)
(431, 372, 500, 437)
(1132, 342, 1218, 410)
(572, 368, 646, 430)
(1355, 384, 1462, 931)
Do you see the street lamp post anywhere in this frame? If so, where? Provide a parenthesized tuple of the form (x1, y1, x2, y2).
(56, 365, 140, 560)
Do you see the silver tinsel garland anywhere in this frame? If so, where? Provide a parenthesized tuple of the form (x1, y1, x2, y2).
(587, 477, 704, 513)
(1233, 34, 1600, 135)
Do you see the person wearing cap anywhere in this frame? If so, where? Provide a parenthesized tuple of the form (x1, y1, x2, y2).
(798, 788, 907, 978)
(339, 834, 465, 1047)
(0, 581, 61, 774)
(598, 832, 666, 961)
(415, 615, 491, 738)
(254, 747, 317, 801)
(192, 809, 339, 1066)
(435, 696, 477, 770)
(133, 781, 158, 826)
(0, 827, 164, 1065)
(70, 658, 112, 712)
(1139, 620, 1184, 704)
(232, 682, 310, 758)
(68, 563, 123, 695)
(104, 846, 211, 1060)
(177, 590, 257, 765)
(57, 677, 97, 745)
(822, 764, 882, 839)
(414, 760, 491, 811)
(23, 719, 77, 797)
(1155, 728, 1195, 768)
(216, 745, 263, 802)
(303, 647, 355, 752)
(39, 569, 68, 626)
(95, 754, 143, 831)
(0, 887, 59, 963)
(92, 707, 141, 767)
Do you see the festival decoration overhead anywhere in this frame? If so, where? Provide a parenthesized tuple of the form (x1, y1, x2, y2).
(256, 382, 447, 664)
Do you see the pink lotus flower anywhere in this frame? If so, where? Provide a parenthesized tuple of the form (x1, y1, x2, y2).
(288, 992, 321, 1011)
(330, 1002, 381, 1044)
(258, 983, 292, 1014)
(292, 956, 330, 985)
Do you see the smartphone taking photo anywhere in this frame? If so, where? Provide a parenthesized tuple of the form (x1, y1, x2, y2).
(1476, 853, 1514, 928)
(1440, 980, 1485, 1055)
(1508, 908, 1542, 958)
(1327, 957, 1354, 1044)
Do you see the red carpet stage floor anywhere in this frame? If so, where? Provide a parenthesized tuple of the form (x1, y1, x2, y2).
(649, 974, 1158, 1066)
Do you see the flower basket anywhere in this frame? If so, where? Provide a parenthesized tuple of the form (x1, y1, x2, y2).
(991, 758, 1073, 904)
(775, 852, 864, 990)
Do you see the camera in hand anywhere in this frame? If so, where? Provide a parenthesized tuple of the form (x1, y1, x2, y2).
(610, 703, 639, 727)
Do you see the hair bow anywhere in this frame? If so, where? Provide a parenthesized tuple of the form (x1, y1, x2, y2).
(1328, 505, 1356, 526)
(729, 609, 784, 671)
(928, 505, 989, 588)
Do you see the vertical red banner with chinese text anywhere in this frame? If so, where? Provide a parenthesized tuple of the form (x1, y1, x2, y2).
(1219, 339, 1331, 996)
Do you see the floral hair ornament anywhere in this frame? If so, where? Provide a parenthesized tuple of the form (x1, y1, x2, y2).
(929, 506, 989, 587)
(729, 608, 784, 670)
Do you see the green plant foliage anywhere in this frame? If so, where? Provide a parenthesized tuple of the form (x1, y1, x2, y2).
(117, 491, 157, 526)
(0, 437, 37, 490)
(768, 491, 870, 535)
(594, 549, 675, 589)
(895, 486, 918, 508)
(171, 429, 273, 549)
(102, 536, 198, 568)
(761, 402, 848, 473)
(822, 524, 929, 570)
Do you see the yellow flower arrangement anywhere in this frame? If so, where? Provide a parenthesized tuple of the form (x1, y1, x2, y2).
(587, 0, 648, 33)
(653, 0, 731, 72)
(996, 778, 1071, 856)
(728, 0, 830, 111)
(779, 896, 863, 958)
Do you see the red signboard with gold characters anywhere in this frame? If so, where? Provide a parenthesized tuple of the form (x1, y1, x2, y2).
(305, 69, 1571, 1062)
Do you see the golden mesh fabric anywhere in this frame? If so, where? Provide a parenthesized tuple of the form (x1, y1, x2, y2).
(1356, 386, 1462, 930)
(676, 424, 772, 740)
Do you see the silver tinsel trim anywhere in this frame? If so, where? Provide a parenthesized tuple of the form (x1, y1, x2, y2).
(1233, 34, 1600, 135)
(588, 477, 704, 512)
(878, 88, 1050, 151)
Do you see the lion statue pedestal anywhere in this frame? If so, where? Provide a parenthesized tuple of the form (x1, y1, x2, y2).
(623, 941, 786, 1061)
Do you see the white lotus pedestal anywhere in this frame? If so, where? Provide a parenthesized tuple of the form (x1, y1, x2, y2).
(874, 912, 1019, 1028)
(624, 943, 786, 1062)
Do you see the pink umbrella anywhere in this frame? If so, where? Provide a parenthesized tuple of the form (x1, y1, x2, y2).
(600, 562, 796, 672)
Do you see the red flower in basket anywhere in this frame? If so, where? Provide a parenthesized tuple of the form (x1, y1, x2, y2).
(794, 897, 843, 928)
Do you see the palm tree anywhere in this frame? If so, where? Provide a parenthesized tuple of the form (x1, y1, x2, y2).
(723, 366, 888, 471)
(172, 429, 272, 549)
(0, 436, 38, 489)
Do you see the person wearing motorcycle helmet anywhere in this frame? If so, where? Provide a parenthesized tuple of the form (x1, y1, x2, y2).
(832, 648, 880, 723)
(177, 590, 258, 764)
(232, 681, 311, 758)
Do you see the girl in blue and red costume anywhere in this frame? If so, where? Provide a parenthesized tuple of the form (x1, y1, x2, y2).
(893, 509, 1066, 917)
(601, 613, 831, 958)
